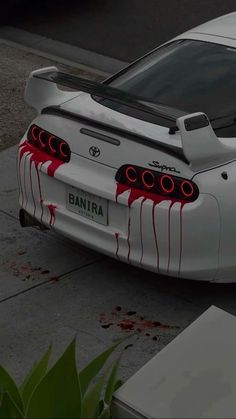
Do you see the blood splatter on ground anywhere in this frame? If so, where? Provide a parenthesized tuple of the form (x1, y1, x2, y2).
(99, 312, 106, 323)
(99, 306, 180, 334)
(101, 323, 114, 329)
(118, 319, 135, 331)
(1, 259, 51, 281)
(17, 250, 26, 256)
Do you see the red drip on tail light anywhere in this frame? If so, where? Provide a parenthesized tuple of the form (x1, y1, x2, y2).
(180, 180, 194, 198)
(159, 175, 175, 194)
(125, 166, 137, 183)
(141, 170, 155, 189)
(116, 165, 199, 203)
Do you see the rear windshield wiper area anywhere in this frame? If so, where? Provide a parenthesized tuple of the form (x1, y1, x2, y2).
(94, 96, 187, 128)
(211, 114, 236, 138)
(139, 100, 188, 120)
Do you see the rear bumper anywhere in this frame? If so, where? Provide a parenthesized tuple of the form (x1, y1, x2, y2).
(18, 148, 220, 282)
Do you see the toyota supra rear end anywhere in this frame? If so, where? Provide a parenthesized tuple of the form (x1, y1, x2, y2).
(18, 12, 236, 282)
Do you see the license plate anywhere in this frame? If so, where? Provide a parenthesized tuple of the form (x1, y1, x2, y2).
(66, 186, 108, 225)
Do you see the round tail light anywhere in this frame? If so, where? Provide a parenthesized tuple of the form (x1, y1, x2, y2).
(125, 166, 138, 183)
(38, 130, 48, 149)
(141, 170, 155, 189)
(180, 180, 194, 198)
(58, 141, 71, 162)
(159, 175, 175, 194)
(27, 125, 71, 163)
(31, 125, 40, 143)
(47, 136, 57, 155)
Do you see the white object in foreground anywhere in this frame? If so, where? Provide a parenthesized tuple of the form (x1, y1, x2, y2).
(112, 306, 236, 418)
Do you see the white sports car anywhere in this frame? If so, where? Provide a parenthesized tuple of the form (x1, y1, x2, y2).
(18, 12, 236, 283)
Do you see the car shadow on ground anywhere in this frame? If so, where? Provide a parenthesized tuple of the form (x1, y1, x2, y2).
(98, 252, 236, 317)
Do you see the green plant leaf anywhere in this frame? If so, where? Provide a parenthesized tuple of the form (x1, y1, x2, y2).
(79, 341, 120, 397)
(0, 366, 24, 414)
(0, 392, 24, 419)
(26, 339, 81, 418)
(113, 379, 123, 392)
(20, 345, 51, 410)
(98, 402, 110, 419)
(81, 370, 108, 419)
(104, 355, 122, 406)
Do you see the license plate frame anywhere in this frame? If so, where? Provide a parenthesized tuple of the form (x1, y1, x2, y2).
(66, 186, 108, 226)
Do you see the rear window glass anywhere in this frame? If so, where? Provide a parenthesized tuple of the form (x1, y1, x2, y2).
(107, 40, 236, 136)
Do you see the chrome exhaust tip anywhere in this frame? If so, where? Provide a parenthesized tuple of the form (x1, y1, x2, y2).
(19, 209, 48, 230)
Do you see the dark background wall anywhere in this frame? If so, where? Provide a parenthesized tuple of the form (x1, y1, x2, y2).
(3, 0, 236, 61)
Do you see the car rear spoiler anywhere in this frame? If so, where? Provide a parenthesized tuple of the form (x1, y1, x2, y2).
(25, 66, 184, 122)
(25, 66, 236, 171)
(177, 113, 236, 171)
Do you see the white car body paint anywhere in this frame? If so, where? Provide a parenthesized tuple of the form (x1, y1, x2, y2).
(18, 12, 236, 282)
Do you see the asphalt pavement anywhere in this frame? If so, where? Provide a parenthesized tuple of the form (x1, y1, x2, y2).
(3, 0, 236, 61)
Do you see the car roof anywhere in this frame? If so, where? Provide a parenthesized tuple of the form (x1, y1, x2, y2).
(186, 12, 236, 41)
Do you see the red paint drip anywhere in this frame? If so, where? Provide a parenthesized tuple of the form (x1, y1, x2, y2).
(140, 198, 146, 265)
(47, 204, 57, 226)
(128, 188, 165, 207)
(115, 233, 120, 259)
(17, 149, 24, 204)
(178, 202, 185, 276)
(115, 183, 189, 273)
(167, 202, 175, 272)
(23, 152, 30, 209)
(127, 209, 131, 262)
(115, 183, 130, 202)
(19, 141, 64, 177)
(152, 203, 159, 271)
(115, 182, 186, 209)
(36, 164, 44, 222)
(19, 141, 64, 224)
(29, 160, 36, 217)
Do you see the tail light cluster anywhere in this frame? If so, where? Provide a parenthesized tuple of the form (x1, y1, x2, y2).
(27, 124, 71, 163)
(116, 165, 199, 202)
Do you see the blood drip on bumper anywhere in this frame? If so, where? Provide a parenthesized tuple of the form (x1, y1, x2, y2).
(18, 141, 64, 226)
(115, 182, 187, 274)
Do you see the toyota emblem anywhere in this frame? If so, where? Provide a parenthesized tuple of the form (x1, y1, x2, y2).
(89, 146, 101, 158)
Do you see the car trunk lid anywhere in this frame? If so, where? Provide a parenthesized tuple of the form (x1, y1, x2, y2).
(49, 92, 195, 179)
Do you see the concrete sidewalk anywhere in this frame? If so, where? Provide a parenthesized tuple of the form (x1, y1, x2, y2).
(0, 147, 188, 382)
(1, 41, 236, 386)
(2, 144, 236, 385)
